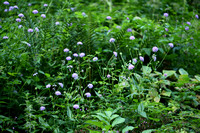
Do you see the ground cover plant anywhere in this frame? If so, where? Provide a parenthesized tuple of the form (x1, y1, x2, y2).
(0, 0, 200, 132)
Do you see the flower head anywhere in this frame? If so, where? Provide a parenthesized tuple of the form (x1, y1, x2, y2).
(87, 83, 93, 89)
(73, 53, 78, 57)
(106, 16, 112, 20)
(14, 5, 18, 9)
(40, 106, 45, 111)
(85, 92, 91, 97)
(16, 18, 21, 22)
(46, 84, 51, 88)
(44, 4, 48, 7)
(79, 53, 85, 57)
(109, 38, 115, 43)
(139, 56, 144, 62)
(33, 72, 38, 76)
(186, 22, 191, 25)
(18, 13, 24, 17)
(168, 43, 174, 48)
(128, 64, 134, 70)
(127, 28, 132, 32)
(64, 48, 69, 52)
(82, 12, 86, 16)
(3, 36, 8, 39)
(58, 83, 63, 88)
(41, 14, 46, 18)
(32, 10, 38, 14)
(55, 91, 61, 95)
(165, 28, 168, 32)
(195, 14, 199, 19)
(9, 6, 14, 11)
(28, 3, 32, 6)
(113, 51, 117, 57)
(107, 74, 111, 78)
(72, 73, 78, 80)
(185, 27, 189, 30)
(152, 55, 156, 61)
(129, 36, 135, 40)
(163, 13, 168, 17)
(27, 43, 31, 47)
(35, 27, 39, 32)
(93, 57, 98, 61)
(4, 1, 9, 5)
(66, 56, 72, 61)
(73, 104, 79, 109)
(133, 58, 137, 63)
(18, 25, 22, 28)
(4, 9, 8, 12)
(28, 29, 33, 32)
(55, 22, 60, 25)
(77, 42, 83, 45)
(164, 73, 167, 77)
(152, 46, 158, 52)
(116, 26, 121, 29)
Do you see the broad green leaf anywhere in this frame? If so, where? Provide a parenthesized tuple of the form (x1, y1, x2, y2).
(139, 111, 147, 118)
(142, 66, 152, 75)
(122, 126, 134, 133)
(161, 90, 171, 97)
(85, 120, 103, 128)
(142, 129, 155, 133)
(111, 117, 125, 127)
(142, 48, 151, 56)
(92, 115, 109, 125)
(179, 68, 188, 75)
(162, 70, 176, 77)
(138, 103, 144, 112)
(96, 113, 107, 119)
(195, 75, 200, 81)
(154, 96, 160, 103)
(105, 111, 112, 118)
(110, 114, 119, 121)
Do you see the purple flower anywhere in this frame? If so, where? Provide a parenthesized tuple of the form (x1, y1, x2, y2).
(41, 14, 46, 18)
(44, 4, 48, 7)
(73, 53, 78, 57)
(73, 104, 79, 109)
(18, 13, 24, 17)
(63, 48, 69, 53)
(185, 27, 189, 30)
(109, 38, 115, 43)
(128, 64, 134, 70)
(195, 14, 199, 19)
(186, 22, 191, 25)
(27, 43, 31, 47)
(164, 73, 167, 77)
(107, 74, 111, 78)
(133, 58, 137, 63)
(71, 8, 75, 11)
(3, 36, 8, 39)
(93, 57, 98, 61)
(33, 72, 38, 76)
(0, 25, 2, 28)
(28, 29, 33, 32)
(163, 13, 168, 17)
(35, 27, 39, 32)
(165, 28, 168, 32)
(106, 16, 112, 20)
(28, 3, 32, 6)
(77, 42, 83, 45)
(55, 91, 61, 95)
(127, 28, 132, 32)
(16, 18, 21, 22)
(9, 6, 14, 11)
(18, 25, 22, 28)
(79, 53, 85, 57)
(113, 51, 117, 57)
(116, 26, 121, 29)
(46, 84, 51, 88)
(85, 92, 91, 97)
(40, 106, 45, 111)
(82, 12, 86, 16)
(4, 1, 9, 5)
(129, 36, 135, 40)
(32, 10, 38, 14)
(66, 56, 72, 61)
(139, 56, 144, 62)
(152, 46, 158, 52)
(87, 83, 93, 89)
(72, 73, 78, 80)
(152, 55, 156, 61)
(58, 83, 63, 88)
(14, 5, 18, 9)
(55, 22, 60, 25)
(168, 43, 174, 48)
(127, 17, 129, 20)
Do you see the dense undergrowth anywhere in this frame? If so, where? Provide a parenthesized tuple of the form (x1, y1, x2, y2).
(0, 0, 200, 132)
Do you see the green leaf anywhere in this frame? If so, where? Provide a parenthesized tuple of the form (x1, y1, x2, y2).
(162, 70, 176, 77)
(105, 111, 112, 118)
(92, 115, 109, 125)
(110, 114, 119, 121)
(161, 90, 171, 97)
(85, 120, 103, 128)
(139, 111, 147, 118)
(142, 129, 155, 133)
(195, 75, 200, 81)
(179, 68, 188, 75)
(45, 73, 51, 78)
(142, 48, 151, 56)
(67, 106, 72, 119)
(154, 96, 160, 103)
(142, 66, 152, 75)
(111, 117, 125, 127)
(122, 126, 134, 133)
(138, 103, 144, 112)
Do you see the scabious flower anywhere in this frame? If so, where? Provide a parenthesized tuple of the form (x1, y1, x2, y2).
(79, 53, 85, 57)
(33, 72, 38, 76)
(16, 18, 21, 22)
(14, 5, 18, 9)
(58, 83, 63, 88)
(164, 73, 167, 77)
(152, 55, 156, 61)
(71, 7, 75, 11)
(127, 28, 132, 32)
(9, 6, 14, 11)
(133, 58, 137, 63)
(55, 22, 60, 25)
(168, 43, 174, 48)
(152, 46, 158, 52)
(55, 91, 61, 95)
(32, 10, 38, 14)
(185, 27, 189, 30)
(72, 73, 78, 80)
(195, 14, 199, 19)
(165, 28, 168, 32)
(73, 53, 78, 57)
(28, 29, 33, 32)
(127, 17, 129, 20)
(129, 36, 135, 40)
(93, 57, 98, 61)
(18, 25, 22, 28)
(128, 64, 134, 70)
(44, 4, 48, 7)
(3, 36, 8, 39)
(113, 51, 117, 57)
(4, 1, 9, 5)
(186, 22, 191, 25)
(106, 16, 112, 20)
(116, 26, 121, 29)
(163, 13, 168, 17)
(66, 56, 72, 61)
(40, 106, 45, 111)
(18, 13, 24, 17)
(41, 14, 46, 18)
(139, 56, 144, 62)
(87, 83, 93, 89)
(107, 74, 111, 78)
(35, 27, 39, 32)
(27, 43, 31, 47)
(64, 48, 69, 52)
(85, 92, 91, 97)
(82, 12, 86, 16)
(28, 3, 32, 6)
(46, 84, 51, 88)
(73, 104, 79, 109)
(4, 9, 8, 12)
(109, 38, 115, 43)
(77, 42, 83, 45)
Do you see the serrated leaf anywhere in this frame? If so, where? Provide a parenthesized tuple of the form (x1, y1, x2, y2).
(111, 117, 125, 127)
